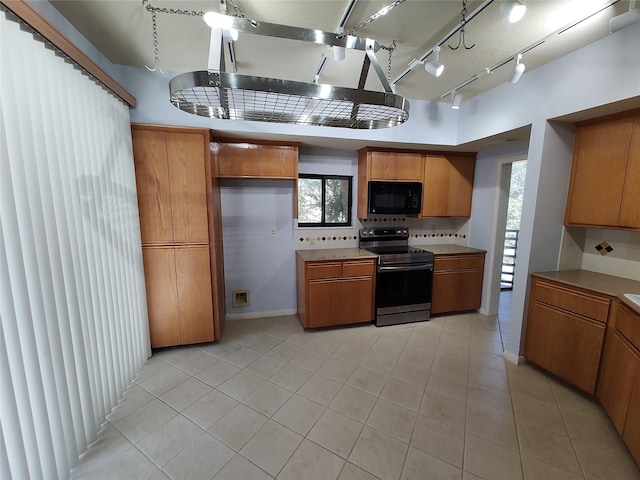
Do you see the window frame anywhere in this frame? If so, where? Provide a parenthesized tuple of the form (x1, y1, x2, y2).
(297, 173, 353, 227)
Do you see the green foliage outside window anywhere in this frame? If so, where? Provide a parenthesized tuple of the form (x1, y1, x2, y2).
(298, 174, 352, 227)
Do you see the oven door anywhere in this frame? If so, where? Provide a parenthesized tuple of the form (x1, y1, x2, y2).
(375, 262, 433, 326)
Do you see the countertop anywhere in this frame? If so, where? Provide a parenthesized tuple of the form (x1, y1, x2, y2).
(296, 248, 378, 262)
(296, 244, 486, 262)
(414, 244, 486, 255)
(531, 270, 640, 314)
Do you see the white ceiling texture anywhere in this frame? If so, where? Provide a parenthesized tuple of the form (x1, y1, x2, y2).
(50, 0, 634, 106)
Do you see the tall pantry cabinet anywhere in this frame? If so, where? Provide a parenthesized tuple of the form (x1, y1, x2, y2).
(132, 124, 225, 348)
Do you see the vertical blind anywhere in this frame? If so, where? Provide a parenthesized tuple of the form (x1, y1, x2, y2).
(0, 8, 150, 479)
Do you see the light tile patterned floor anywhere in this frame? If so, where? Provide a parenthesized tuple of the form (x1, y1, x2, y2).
(72, 297, 640, 480)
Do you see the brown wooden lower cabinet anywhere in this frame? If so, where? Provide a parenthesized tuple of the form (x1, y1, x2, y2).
(524, 278, 610, 395)
(525, 301, 605, 394)
(297, 257, 375, 328)
(143, 245, 214, 348)
(623, 379, 640, 465)
(431, 252, 485, 315)
(598, 330, 639, 434)
(597, 302, 640, 465)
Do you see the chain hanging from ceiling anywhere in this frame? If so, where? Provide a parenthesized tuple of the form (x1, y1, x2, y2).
(342, 0, 406, 82)
(449, 0, 475, 50)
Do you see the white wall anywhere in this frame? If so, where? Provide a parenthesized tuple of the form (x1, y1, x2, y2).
(221, 179, 297, 319)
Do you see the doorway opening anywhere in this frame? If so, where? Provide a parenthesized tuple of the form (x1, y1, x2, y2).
(497, 159, 527, 347)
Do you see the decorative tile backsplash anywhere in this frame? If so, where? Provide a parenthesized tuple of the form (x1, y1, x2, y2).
(595, 241, 614, 255)
(295, 216, 471, 249)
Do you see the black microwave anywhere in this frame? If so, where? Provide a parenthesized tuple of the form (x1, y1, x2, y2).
(368, 181, 422, 215)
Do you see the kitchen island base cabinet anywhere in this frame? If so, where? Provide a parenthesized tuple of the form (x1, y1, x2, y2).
(297, 257, 375, 329)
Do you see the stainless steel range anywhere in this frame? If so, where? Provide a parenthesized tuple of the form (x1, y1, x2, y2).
(359, 227, 434, 327)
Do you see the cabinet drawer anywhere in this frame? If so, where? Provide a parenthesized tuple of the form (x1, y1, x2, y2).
(434, 254, 484, 272)
(307, 262, 342, 280)
(617, 303, 640, 350)
(343, 260, 375, 277)
(534, 281, 610, 323)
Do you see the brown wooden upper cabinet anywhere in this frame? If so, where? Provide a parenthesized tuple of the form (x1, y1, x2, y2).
(357, 148, 423, 218)
(421, 153, 476, 218)
(132, 128, 210, 245)
(565, 110, 640, 231)
(215, 141, 298, 179)
(367, 150, 424, 181)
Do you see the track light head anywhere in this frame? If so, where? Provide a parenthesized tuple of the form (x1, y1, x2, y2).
(510, 54, 525, 83)
(425, 60, 444, 77)
(500, 1, 527, 23)
(425, 45, 444, 77)
(333, 46, 346, 62)
(451, 92, 462, 109)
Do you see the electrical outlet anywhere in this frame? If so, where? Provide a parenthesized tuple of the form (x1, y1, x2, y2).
(270, 227, 276, 237)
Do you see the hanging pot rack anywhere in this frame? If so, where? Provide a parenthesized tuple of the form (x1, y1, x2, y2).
(167, 11, 410, 129)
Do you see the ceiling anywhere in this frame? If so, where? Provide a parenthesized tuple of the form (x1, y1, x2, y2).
(50, 0, 632, 105)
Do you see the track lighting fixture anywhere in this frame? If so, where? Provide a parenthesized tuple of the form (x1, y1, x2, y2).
(451, 92, 462, 109)
(424, 46, 444, 77)
(500, 1, 527, 23)
(510, 54, 525, 83)
(333, 26, 346, 62)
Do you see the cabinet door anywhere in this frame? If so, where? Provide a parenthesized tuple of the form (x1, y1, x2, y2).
(431, 269, 483, 314)
(257, 145, 297, 178)
(618, 115, 640, 229)
(422, 155, 451, 217)
(142, 247, 180, 348)
(341, 277, 374, 324)
(446, 155, 475, 217)
(132, 129, 173, 244)
(395, 153, 423, 181)
(524, 302, 605, 394)
(166, 132, 210, 244)
(369, 151, 397, 180)
(623, 374, 640, 465)
(218, 143, 258, 177)
(422, 154, 474, 217)
(565, 117, 633, 227)
(598, 330, 638, 434)
(308, 279, 342, 328)
(175, 246, 214, 344)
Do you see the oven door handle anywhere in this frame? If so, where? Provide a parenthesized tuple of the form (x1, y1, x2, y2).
(378, 263, 433, 272)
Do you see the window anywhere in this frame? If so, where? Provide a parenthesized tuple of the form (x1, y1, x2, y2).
(298, 174, 352, 227)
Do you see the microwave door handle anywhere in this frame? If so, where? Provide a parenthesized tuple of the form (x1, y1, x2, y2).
(378, 263, 433, 272)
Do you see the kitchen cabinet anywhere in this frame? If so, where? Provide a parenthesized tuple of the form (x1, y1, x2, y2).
(357, 147, 423, 218)
(296, 256, 375, 328)
(143, 246, 214, 348)
(431, 252, 485, 315)
(524, 277, 611, 394)
(215, 141, 298, 179)
(422, 153, 476, 218)
(365, 150, 424, 181)
(564, 110, 640, 230)
(597, 302, 640, 465)
(132, 124, 225, 348)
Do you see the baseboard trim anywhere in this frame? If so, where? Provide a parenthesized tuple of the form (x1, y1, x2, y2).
(225, 309, 297, 321)
(503, 349, 526, 365)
